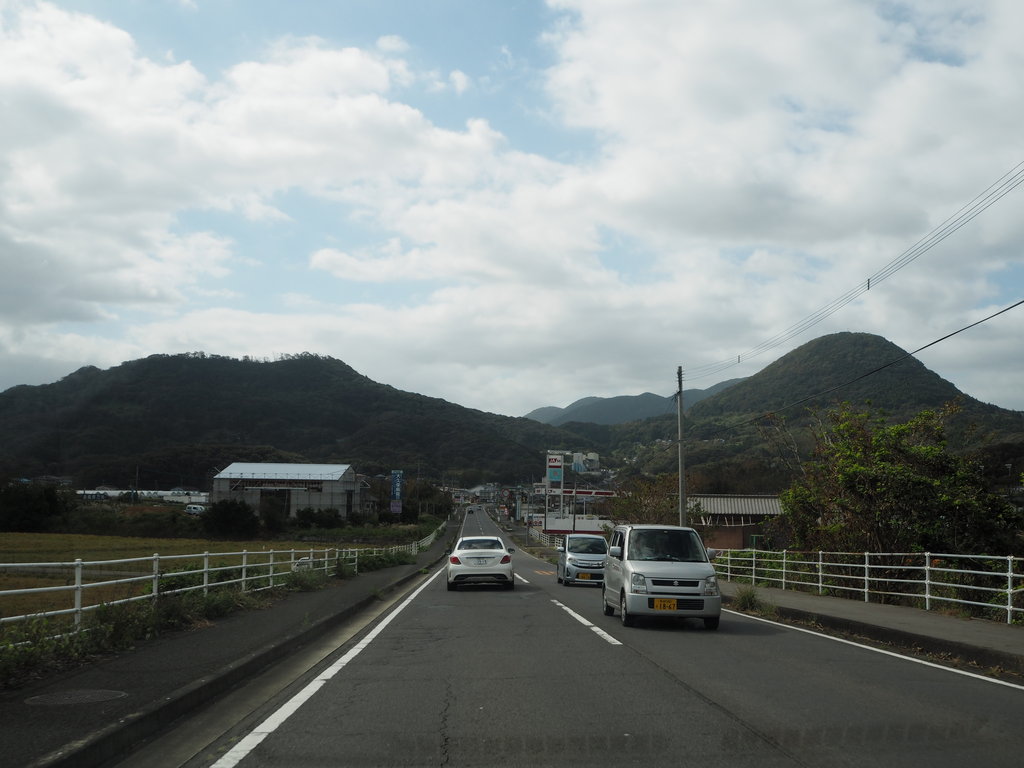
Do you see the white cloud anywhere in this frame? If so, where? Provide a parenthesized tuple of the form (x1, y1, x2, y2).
(1, 0, 1023, 421)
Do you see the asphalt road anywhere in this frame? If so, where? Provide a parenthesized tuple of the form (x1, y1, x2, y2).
(152, 512, 1022, 767)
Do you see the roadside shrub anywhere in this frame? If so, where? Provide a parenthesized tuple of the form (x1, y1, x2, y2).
(357, 551, 416, 571)
(281, 569, 329, 592)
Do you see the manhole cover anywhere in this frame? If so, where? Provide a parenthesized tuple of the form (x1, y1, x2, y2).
(26, 689, 128, 706)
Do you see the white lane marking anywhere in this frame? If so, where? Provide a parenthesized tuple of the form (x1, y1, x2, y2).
(515, 572, 530, 584)
(211, 568, 446, 767)
(723, 609, 1024, 692)
(552, 599, 622, 645)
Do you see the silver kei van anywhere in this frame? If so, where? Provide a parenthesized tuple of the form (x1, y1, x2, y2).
(602, 524, 721, 630)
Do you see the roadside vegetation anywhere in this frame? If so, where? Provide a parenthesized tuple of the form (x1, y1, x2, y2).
(0, 500, 442, 688)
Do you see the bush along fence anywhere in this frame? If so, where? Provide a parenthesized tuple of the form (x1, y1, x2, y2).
(0, 522, 447, 631)
(717, 549, 1023, 625)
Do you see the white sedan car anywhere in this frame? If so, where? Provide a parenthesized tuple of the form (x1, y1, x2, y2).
(446, 536, 515, 590)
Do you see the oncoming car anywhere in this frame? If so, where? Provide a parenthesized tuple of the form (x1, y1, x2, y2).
(446, 536, 515, 590)
(556, 533, 608, 586)
(602, 524, 721, 629)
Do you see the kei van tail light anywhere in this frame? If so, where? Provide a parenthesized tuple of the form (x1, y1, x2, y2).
(500, 555, 511, 564)
(449, 556, 461, 564)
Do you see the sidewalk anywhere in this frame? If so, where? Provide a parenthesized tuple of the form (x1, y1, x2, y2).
(503, 519, 1024, 678)
(0, 518, 461, 768)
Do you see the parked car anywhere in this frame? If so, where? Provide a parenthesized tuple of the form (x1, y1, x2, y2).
(446, 536, 515, 590)
(556, 533, 607, 586)
(602, 524, 721, 629)
(185, 504, 206, 515)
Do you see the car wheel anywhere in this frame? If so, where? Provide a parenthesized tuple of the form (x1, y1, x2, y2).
(602, 586, 614, 616)
(556, 571, 563, 584)
(506, 578, 515, 590)
(703, 616, 720, 630)
(447, 580, 456, 591)
(620, 591, 635, 627)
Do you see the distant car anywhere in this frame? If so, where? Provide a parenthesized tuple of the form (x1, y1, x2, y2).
(556, 533, 608, 586)
(467, 507, 475, 514)
(447, 536, 515, 590)
(185, 504, 206, 515)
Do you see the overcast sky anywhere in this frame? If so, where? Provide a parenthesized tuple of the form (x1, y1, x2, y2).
(2, 0, 1023, 417)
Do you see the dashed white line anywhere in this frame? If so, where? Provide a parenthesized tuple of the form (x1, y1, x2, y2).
(552, 599, 622, 645)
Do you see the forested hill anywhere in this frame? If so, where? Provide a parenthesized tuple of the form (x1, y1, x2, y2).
(0, 353, 592, 488)
(2, 334, 1022, 493)
(524, 379, 744, 426)
(563, 332, 1024, 487)
(687, 332, 1023, 436)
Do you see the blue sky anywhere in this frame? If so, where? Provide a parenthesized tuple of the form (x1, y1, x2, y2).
(2, 0, 1023, 416)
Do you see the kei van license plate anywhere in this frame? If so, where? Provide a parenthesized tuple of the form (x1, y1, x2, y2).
(577, 573, 591, 580)
(652, 598, 677, 610)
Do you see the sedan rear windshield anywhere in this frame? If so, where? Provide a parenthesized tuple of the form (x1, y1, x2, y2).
(459, 539, 503, 550)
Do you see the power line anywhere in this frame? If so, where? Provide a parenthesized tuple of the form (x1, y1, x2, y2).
(684, 161, 1024, 381)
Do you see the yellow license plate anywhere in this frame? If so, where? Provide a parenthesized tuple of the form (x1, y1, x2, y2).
(652, 598, 677, 610)
(578, 573, 591, 580)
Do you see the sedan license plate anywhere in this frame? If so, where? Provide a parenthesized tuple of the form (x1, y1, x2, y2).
(652, 598, 677, 611)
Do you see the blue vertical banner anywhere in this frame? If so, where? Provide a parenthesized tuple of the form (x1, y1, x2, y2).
(390, 470, 403, 515)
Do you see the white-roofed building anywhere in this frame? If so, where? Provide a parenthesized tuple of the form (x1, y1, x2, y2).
(210, 462, 360, 519)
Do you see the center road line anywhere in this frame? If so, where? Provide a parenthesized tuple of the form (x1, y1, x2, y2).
(552, 599, 622, 645)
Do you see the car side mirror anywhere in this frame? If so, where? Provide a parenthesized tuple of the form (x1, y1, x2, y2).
(556, 546, 565, 553)
(507, 547, 515, 553)
(609, 545, 623, 559)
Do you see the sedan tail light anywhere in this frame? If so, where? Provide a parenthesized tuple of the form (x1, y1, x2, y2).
(500, 554, 511, 564)
(449, 556, 462, 564)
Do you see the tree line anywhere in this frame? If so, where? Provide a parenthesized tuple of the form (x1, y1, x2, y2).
(605, 402, 1024, 556)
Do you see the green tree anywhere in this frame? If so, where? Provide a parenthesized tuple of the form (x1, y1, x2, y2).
(0, 481, 76, 531)
(606, 474, 680, 525)
(202, 499, 259, 539)
(772, 403, 1024, 554)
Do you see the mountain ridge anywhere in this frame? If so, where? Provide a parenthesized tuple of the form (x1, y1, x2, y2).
(1, 334, 1021, 492)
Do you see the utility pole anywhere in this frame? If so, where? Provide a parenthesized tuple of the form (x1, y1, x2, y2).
(677, 367, 687, 527)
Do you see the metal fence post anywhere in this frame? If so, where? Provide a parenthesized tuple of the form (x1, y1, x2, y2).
(864, 552, 869, 602)
(1008, 555, 1015, 625)
(270, 551, 276, 587)
(152, 553, 160, 600)
(752, 549, 757, 584)
(818, 551, 824, 595)
(924, 552, 931, 612)
(782, 550, 788, 590)
(73, 558, 83, 626)
(242, 550, 248, 591)
(203, 552, 210, 595)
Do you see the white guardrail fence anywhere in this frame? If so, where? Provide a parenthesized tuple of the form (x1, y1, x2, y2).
(716, 549, 1023, 624)
(0, 522, 446, 629)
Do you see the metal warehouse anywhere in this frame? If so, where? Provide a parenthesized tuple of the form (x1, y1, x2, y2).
(210, 462, 360, 519)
